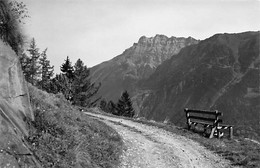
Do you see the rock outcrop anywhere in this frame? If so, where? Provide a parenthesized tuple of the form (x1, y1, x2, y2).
(0, 40, 39, 167)
(90, 35, 198, 101)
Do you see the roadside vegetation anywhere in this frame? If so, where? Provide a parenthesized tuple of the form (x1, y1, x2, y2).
(25, 84, 122, 168)
(99, 90, 135, 118)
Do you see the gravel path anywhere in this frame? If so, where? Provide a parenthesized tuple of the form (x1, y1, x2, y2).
(85, 112, 234, 168)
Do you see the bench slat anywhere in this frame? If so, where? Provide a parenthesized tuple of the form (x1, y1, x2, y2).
(185, 109, 222, 116)
(188, 116, 222, 123)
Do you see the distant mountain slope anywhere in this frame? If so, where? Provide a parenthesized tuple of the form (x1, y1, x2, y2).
(136, 31, 260, 138)
(90, 35, 199, 101)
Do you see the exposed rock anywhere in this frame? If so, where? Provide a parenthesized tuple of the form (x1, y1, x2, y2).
(0, 40, 40, 167)
(90, 35, 198, 101)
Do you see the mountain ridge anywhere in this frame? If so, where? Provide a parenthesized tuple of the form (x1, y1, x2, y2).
(90, 34, 199, 101)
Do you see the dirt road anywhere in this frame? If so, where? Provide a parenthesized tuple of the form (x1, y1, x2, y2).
(85, 112, 233, 168)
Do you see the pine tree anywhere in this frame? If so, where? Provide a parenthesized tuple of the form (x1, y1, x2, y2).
(38, 48, 54, 92)
(60, 56, 74, 100)
(19, 50, 30, 79)
(71, 58, 100, 107)
(99, 98, 108, 112)
(50, 74, 72, 99)
(117, 91, 135, 117)
(26, 38, 41, 85)
(60, 56, 74, 79)
(108, 100, 117, 115)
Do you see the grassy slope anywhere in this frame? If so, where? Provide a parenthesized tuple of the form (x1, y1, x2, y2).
(90, 109, 260, 168)
(25, 84, 122, 168)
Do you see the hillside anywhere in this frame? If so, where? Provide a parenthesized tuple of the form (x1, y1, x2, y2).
(136, 31, 260, 138)
(25, 85, 123, 168)
(90, 35, 198, 101)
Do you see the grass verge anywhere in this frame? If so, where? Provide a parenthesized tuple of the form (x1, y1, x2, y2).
(25, 84, 123, 168)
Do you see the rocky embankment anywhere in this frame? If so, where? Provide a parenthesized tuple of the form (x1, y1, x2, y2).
(0, 40, 40, 167)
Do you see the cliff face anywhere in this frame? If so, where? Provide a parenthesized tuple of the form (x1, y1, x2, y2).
(0, 40, 39, 167)
(90, 35, 198, 101)
(137, 31, 260, 138)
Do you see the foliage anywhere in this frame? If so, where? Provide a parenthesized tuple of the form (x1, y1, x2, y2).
(99, 91, 135, 118)
(26, 38, 41, 84)
(55, 56, 74, 100)
(0, 0, 28, 53)
(49, 74, 70, 95)
(38, 48, 54, 91)
(72, 58, 100, 107)
(19, 50, 30, 73)
(20, 38, 55, 93)
(60, 56, 74, 80)
(100, 99, 108, 112)
(50, 58, 100, 107)
(26, 84, 122, 168)
(20, 38, 41, 85)
(108, 100, 117, 115)
(20, 42, 100, 107)
(117, 90, 135, 117)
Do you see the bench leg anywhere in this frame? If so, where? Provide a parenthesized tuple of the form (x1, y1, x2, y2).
(209, 127, 216, 139)
(229, 127, 233, 139)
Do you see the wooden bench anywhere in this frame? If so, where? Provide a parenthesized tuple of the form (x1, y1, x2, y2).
(184, 108, 233, 139)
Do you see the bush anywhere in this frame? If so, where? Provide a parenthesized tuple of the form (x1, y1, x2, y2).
(0, 0, 28, 53)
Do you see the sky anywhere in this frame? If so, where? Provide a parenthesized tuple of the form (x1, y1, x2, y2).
(19, 0, 260, 73)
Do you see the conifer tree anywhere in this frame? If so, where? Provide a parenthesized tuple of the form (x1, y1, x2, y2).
(117, 91, 135, 117)
(26, 38, 41, 85)
(108, 100, 117, 115)
(39, 48, 54, 92)
(72, 58, 100, 107)
(59, 56, 74, 100)
(60, 56, 74, 79)
(48, 74, 66, 94)
(55, 74, 71, 99)
(99, 98, 108, 112)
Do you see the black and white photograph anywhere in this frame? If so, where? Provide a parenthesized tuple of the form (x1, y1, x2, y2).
(0, 0, 259, 167)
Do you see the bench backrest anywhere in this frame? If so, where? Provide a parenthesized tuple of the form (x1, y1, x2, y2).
(184, 108, 222, 127)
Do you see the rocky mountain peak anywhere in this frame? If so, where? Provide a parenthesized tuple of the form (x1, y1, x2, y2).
(135, 34, 198, 53)
(90, 34, 199, 101)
